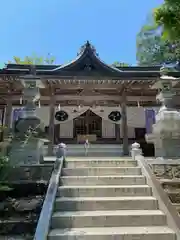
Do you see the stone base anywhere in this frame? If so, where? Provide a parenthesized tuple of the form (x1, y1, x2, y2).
(9, 139, 44, 165)
(155, 138, 180, 158)
(146, 133, 180, 158)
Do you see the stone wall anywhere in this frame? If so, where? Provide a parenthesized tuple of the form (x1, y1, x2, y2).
(150, 164, 180, 179)
(4, 164, 53, 182)
(150, 163, 180, 214)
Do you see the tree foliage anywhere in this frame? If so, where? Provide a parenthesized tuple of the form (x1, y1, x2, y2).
(8, 53, 56, 65)
(112, 62, 131, 67)
(154, 0, 180, 40)
(136, 13, 180, 66)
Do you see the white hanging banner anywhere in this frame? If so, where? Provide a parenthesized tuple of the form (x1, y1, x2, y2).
(37, 106, 147, 127)
(90, 106, 122, 124)
(54, 106, 89, 124)
(92, 107, 146, 127)
(55, 106, 122, 124)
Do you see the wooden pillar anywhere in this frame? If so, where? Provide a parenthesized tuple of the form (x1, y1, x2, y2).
(122, 89, 129, 155)
(4, 90, 12, 138)
(86, 110, 89, 135)
(48, 86, 55, 155)
(115, 124, 120, 142)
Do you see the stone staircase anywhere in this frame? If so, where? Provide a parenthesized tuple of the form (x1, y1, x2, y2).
(48, 157, 176, 240)
(66, 144, 125, 157)
(44, 144, 125, 157)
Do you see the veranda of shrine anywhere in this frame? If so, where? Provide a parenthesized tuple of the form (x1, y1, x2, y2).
(0, 41, 180, 156)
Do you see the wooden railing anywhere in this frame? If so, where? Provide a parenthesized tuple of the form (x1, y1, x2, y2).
(33, 155, 64, 240)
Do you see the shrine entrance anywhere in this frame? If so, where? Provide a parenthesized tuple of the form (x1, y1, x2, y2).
(73, 109, 102, 142)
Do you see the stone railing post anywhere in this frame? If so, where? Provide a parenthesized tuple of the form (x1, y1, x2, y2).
(56, 143, 66, 158)
(54, 143, 66, 170)
(131, 142, 142, 160)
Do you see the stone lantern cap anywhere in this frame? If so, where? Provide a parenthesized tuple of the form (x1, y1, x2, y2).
(131, 142, 140, 149)
(19, 65, 45, 88)
(150, 65, 180, 89)
(151, 75, 179, 89)
(58, 143, 67, 149)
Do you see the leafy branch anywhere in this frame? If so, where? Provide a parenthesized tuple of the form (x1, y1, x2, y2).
(22, 123, 41, 147)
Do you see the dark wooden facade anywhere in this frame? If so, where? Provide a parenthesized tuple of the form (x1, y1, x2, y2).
(0, 41, 180, 108)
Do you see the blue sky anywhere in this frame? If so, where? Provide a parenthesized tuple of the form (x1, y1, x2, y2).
(1, 0, 163, 66)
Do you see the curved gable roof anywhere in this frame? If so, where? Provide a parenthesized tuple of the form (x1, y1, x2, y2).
(52, 41, 123, 76)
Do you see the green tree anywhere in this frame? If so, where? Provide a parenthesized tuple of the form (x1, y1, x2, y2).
(112, 62, 131, 67)
(154, 0, 180, 40)
(8, 53, 56, 65)
(136, 13, 180, 65)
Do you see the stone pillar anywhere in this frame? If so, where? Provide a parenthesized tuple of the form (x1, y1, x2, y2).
(9, 66, 44, 165)
(48, 87, 55, 155)
(4, 90, 12, 137)
(122, 89, 129, 155)
(18, 71, 40, 133)
(146, 67, 180, 158)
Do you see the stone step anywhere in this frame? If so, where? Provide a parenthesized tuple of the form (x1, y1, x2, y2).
(57, 185, 152, 197)
(51, 210, 166, 228)
(65, 144, 124, 149)
(48, 226, 176, 240)
(65, 146, 123, 157)
(43, 150, 123, 158)
(66, 148, 122, 152)
(66, 148, 122, 153)
(54, 196, 158, 211)
(60, 175, 146, 185)
(62, 167, 141, 176)
(66, 152, 123, 157)
(64, 159, 137, 168)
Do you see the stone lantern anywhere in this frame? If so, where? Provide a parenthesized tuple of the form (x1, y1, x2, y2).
(9, 66, 45, 165)
(146, 66, 180, 158)
(17, 65, 41, 134)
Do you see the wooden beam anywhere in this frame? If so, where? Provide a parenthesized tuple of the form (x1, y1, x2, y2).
(53, 82, 153, 90)
(2, 94, 180, 105)
(0, 81, 156, 92)
(41, 76, 158, 81)
(54, 84, 121, 90)
(7, 95, 156, 102)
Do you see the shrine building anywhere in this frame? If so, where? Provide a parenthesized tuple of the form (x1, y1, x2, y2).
(0, 41, 180, 155)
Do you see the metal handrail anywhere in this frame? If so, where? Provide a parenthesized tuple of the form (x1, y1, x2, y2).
(33, 156, 64, 240)
(136, 154, 180, 239)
